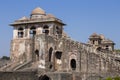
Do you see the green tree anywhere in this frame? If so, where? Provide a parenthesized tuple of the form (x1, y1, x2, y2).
(1, 56, 10, 60)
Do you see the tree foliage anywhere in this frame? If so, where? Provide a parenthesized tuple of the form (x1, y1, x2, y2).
(1, 56, 10, 60)
(115, 49, 120, 53)
(105, 76, 120, 80)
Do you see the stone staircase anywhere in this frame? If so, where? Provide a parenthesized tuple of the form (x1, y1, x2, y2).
(0, 59, 32, 71)
(0, 61, 20, 71)
(13, 59, 32, 71)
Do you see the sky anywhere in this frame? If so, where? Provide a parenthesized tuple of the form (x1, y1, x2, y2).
(0, 0, 120, 57)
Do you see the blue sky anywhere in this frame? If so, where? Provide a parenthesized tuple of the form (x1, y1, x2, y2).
(0, 0, 120, 57)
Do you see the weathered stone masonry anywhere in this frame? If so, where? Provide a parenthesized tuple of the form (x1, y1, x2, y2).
(0, 7, 120, 80)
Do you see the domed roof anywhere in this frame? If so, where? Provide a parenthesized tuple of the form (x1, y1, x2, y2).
(47, 14, 55, 18)
(31, 7, 45, 15)
(18, 16, 29, 20)
(102, 39, 114, 44)
(99, 34, 105, 40)
(90, 33, 100, 38)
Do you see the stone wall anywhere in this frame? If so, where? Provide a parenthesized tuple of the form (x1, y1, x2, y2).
(10, 39, 33, 62)
(33, 35, 120, 74)
(2, 35, 120, 80)
(0, 71, 37, 80)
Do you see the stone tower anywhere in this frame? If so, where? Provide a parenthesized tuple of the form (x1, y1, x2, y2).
(89, 33, 115, 51)
(10, 7, 65, 69)
(0, 7, 120, 80)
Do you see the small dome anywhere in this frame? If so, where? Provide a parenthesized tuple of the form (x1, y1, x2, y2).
(31, 7, 45, 15)
(19, 16, 29, 20)
(102, 39, 114, 44)
(47, 14, 55, 18)
(90, 33, 100, 38)
(99, 34, 105, 40)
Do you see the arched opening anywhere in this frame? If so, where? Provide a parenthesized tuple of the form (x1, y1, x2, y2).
(35, 50, 39, 61)
(56, 26, 60, 34)
(55, 51, 62, 59)
(49, 64, 52, 69)
(98, 40, 101, 44)
(106, 45, 109, 50)
(70, 59, 76, 70)
(18, 27, 24, 38)
(30, 27, 36, 38)
(55, 51, 62, 70)
(97, 47, 101, 51)
(39, 75, 50, 80)
(55, 26, 62, 38)
(49, 47, 53, 62)
(43, 25, 49, 35)
(93, 40, 95, 44)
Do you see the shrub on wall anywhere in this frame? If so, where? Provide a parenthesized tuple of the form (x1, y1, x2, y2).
(104, 76, 120, 80)
(105, 77, 112, 80)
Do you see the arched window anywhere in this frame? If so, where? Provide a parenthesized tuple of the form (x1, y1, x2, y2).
(106, 45, 109, 50)
(70, 59, 76, 70)
(18, 27, 24, 38)
(56, 26, 60, 34)
(55, 51, 62, 59)
(30, 27, 36, 38)
(56, 26, 62, 38)
(43, 25, 49, 35)
(49, 47, 53, 62)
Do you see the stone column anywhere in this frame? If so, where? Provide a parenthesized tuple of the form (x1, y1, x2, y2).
(27, 28, 30, 38)
(13, 27, 18, 39)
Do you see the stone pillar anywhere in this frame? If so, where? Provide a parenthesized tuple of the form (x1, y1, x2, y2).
(27, 28, 30, 38)
(13, 27, 18, 39)
(37, 27, 43, 35)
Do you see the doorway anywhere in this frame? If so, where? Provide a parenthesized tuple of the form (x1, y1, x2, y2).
(70, 59, 76, 70)
(35, 49, 39, 61)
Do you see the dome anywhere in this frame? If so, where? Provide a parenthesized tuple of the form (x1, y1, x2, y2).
(47, 14, 55, 18)
(18, 16, 29, 20)
(90, 33, 100, 38)
(102, 39, 114, 44)
(99, 34, 105, 40)
(31, 7, 46, 15)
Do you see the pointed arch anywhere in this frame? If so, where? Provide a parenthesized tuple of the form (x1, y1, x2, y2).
(35, 49, 39, 61)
